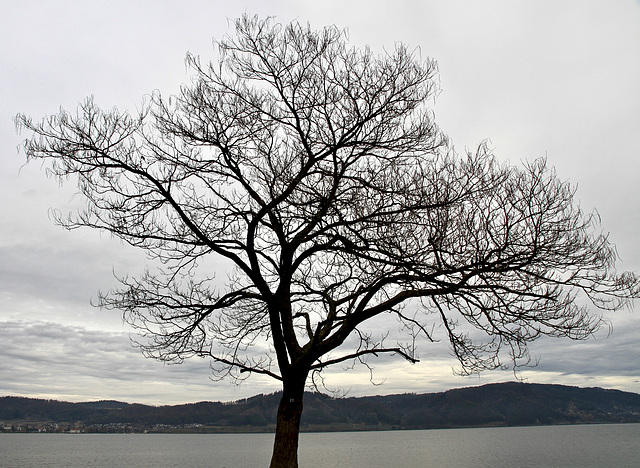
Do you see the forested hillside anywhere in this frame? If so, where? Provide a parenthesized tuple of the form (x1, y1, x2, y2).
(2, 382, 639, 432)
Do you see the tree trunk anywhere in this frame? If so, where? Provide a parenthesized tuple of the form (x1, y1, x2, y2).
(269, 375, 306, 468)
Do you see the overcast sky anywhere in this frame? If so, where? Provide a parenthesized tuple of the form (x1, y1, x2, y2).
(2, 0, 639, 405)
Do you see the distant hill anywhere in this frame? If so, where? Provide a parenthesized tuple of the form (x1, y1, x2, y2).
(2, 382, 640, 432)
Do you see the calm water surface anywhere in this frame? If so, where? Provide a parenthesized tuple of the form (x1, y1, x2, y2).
(1, 424, 639, 467)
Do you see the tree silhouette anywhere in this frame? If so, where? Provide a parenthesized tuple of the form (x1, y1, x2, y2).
(16, 15, 638, 468)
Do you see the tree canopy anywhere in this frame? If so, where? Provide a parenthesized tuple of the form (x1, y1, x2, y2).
(16, 15, 638, 467)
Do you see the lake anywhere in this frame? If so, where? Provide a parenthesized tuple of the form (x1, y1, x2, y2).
(1, 424, 639, 467)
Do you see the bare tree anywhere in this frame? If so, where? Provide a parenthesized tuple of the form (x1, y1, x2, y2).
(16, 15, 638, 468)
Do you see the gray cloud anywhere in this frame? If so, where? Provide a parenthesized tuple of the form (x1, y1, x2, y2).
(526, 316, 640, 379)
(0, 320, 280, 404)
